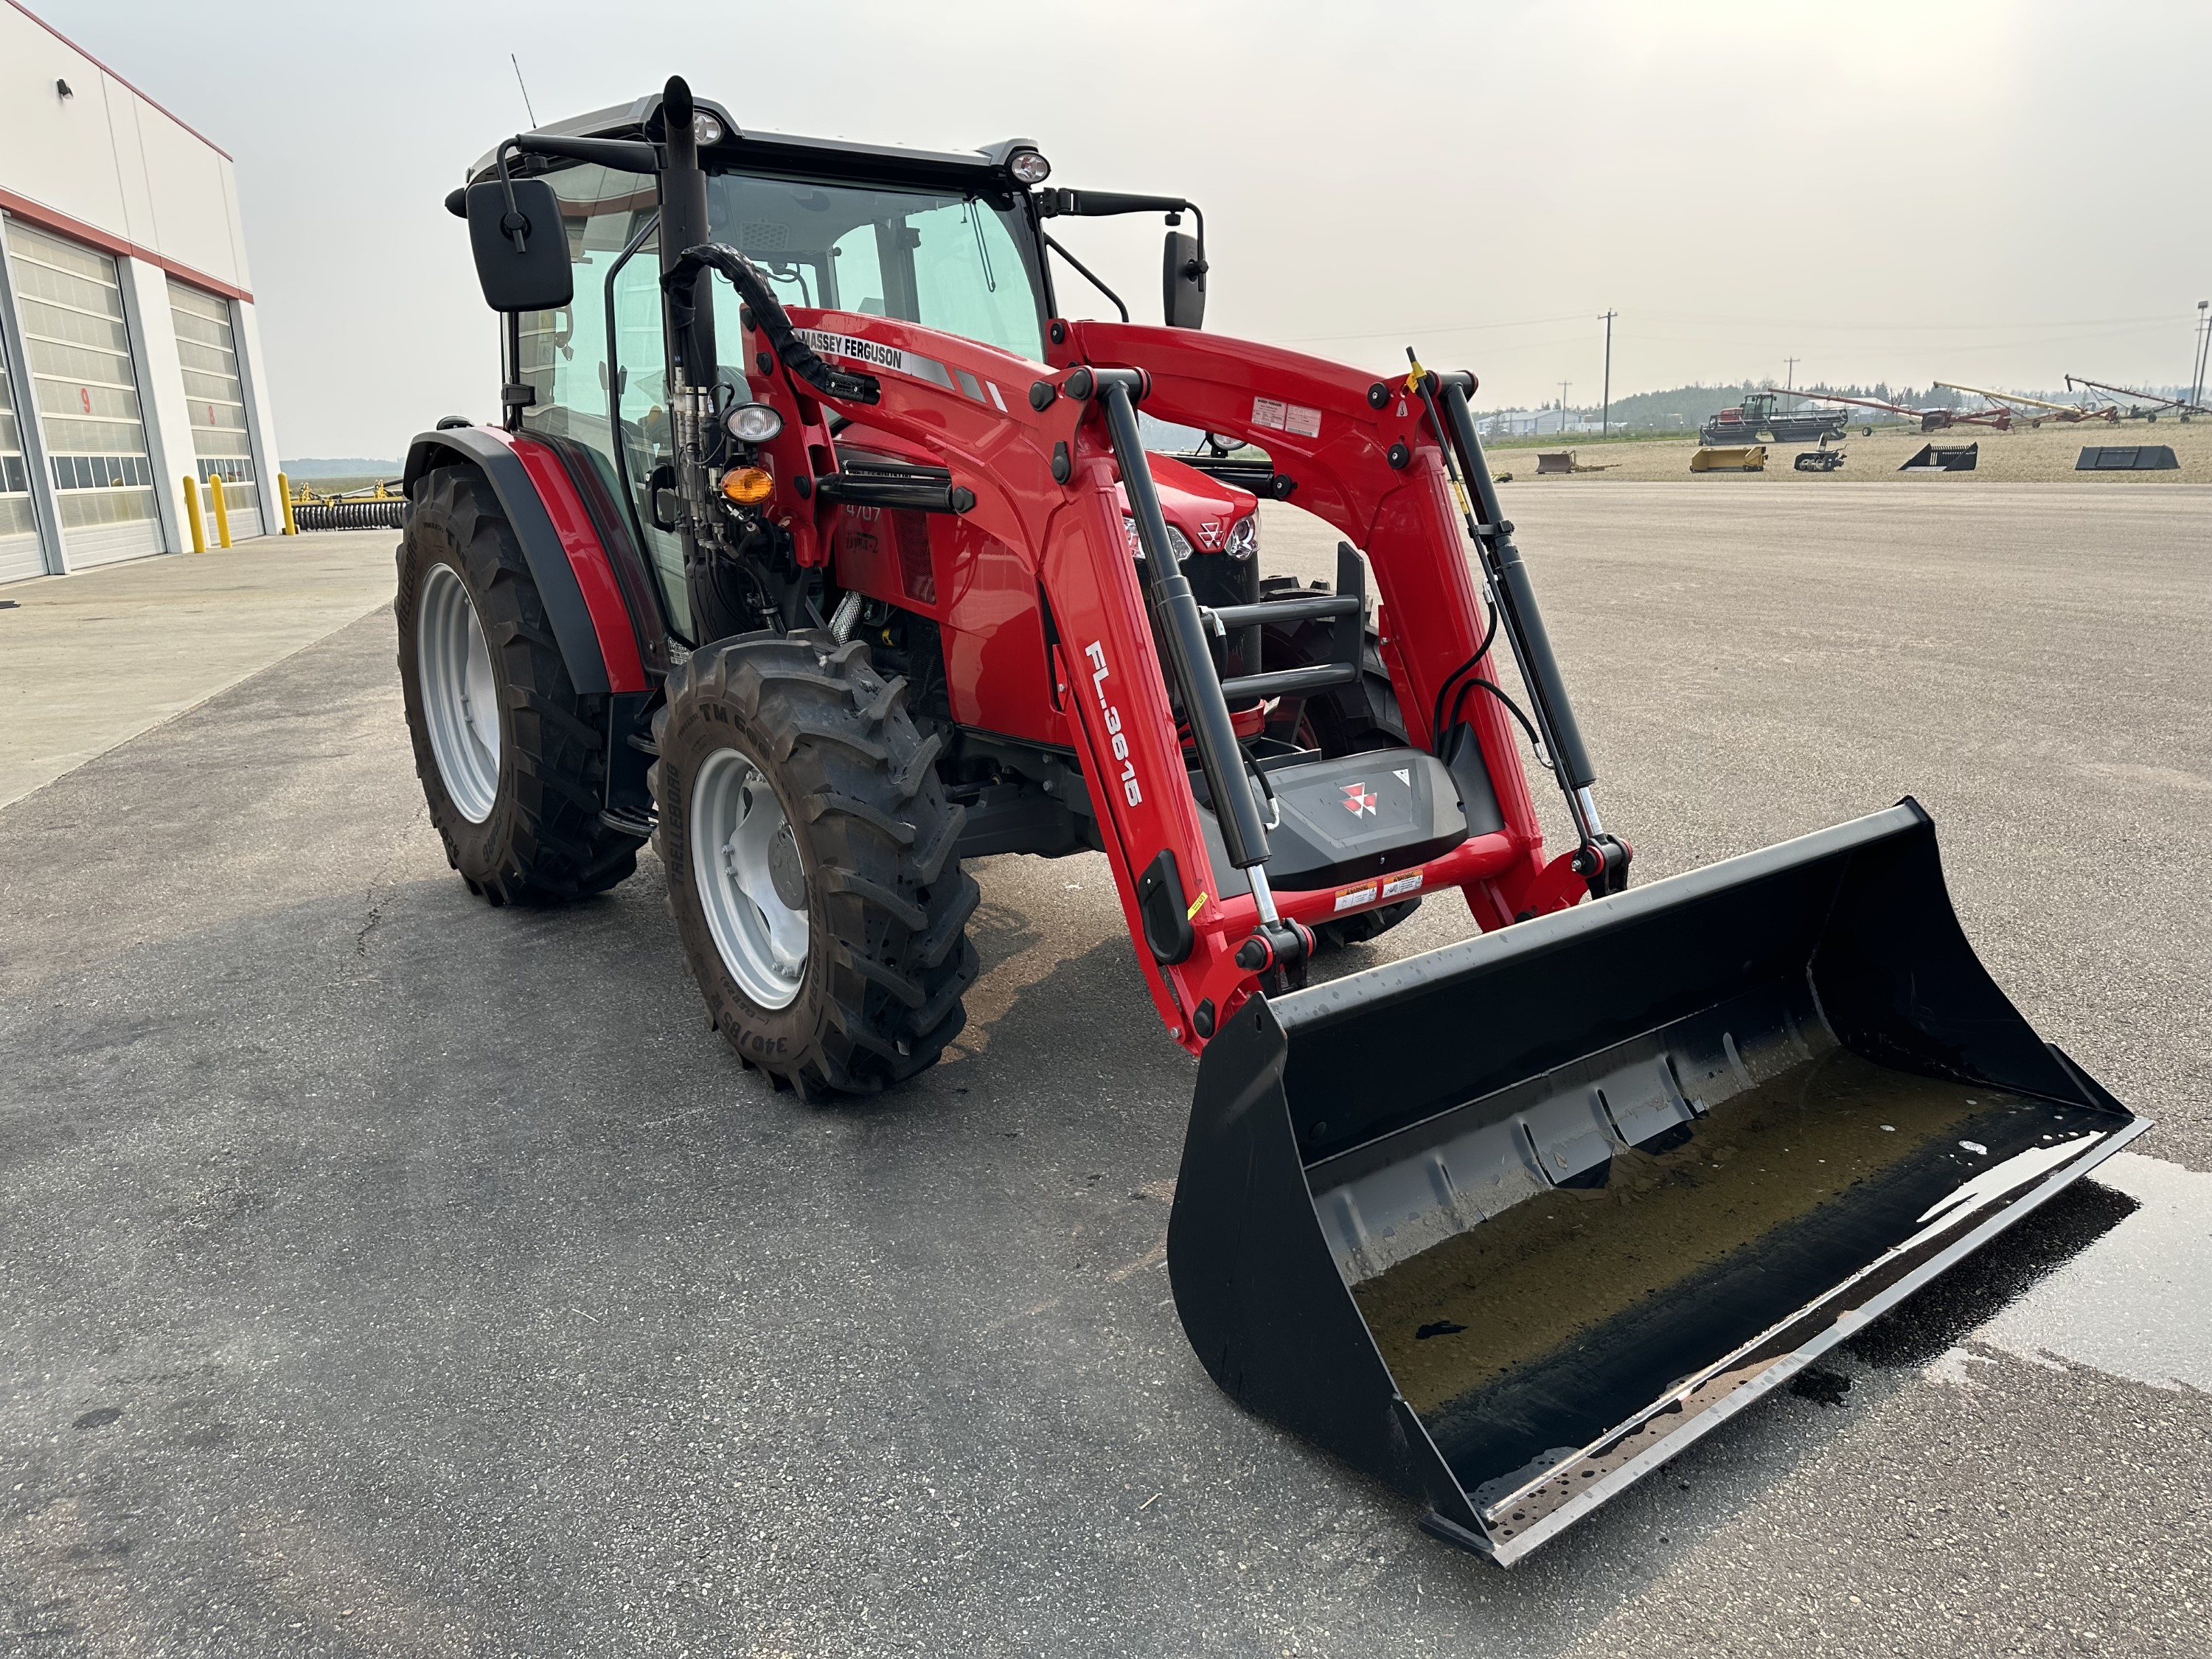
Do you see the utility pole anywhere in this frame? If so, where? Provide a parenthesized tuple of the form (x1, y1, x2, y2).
(1599, 310, 1615, 436)
(1783, 356, 1800, 397)
(1559, 380, 1570, 434)
(2194, 300, 2209, 411)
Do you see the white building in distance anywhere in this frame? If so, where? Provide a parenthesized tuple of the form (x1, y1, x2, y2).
(1478, 408, 1604, 438)
(0, 0, 282, 580)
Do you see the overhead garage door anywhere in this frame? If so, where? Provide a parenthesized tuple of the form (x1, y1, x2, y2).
(0, 345, 41, 583)
(169, 280, 263, 540)
(6, 222, 161, 568)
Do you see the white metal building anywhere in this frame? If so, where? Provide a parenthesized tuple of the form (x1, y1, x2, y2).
(0, 0, 282, 582)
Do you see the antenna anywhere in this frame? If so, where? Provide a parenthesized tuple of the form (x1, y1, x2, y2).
(511, 55, 538, 128)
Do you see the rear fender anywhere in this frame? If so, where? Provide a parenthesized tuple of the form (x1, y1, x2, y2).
(403, 425, 650, 696)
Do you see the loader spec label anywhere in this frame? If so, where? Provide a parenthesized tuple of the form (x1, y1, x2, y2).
(1084, 641, 1143, 807)
(1251, 396, 1323, 439)
(1335, 869, 1423, 913)
(794, 328, 956, 393)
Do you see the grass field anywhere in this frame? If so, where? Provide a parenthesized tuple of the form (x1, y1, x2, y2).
(1490, 417, 2212, 484)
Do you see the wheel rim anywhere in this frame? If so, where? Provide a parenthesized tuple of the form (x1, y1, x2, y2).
(417, 563, 502, 823)
(690, 745, 810, 1010)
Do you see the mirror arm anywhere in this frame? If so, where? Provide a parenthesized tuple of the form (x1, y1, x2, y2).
(493, 141, 529, 252)
(1174, 203, 1208, 283)
(603, 214, 662, 573)
(1040, 231, 1128, 324)
(485, 133, 666, 252)
(514, 133, 662, 173)
(1039, 189, 1191, 219)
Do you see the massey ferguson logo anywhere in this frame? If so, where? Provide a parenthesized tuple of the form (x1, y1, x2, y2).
(1341, 781, 1377, 817)
(1085, 641, 1143, 807)
(1197, 519, 1222, 549)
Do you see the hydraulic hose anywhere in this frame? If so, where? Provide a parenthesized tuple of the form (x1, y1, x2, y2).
(663, 243, 882, 406)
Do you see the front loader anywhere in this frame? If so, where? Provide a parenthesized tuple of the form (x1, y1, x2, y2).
(394, 78, 2146, 1564)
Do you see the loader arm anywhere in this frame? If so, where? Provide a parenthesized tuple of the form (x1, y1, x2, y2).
(719, 291, 1581, 1051)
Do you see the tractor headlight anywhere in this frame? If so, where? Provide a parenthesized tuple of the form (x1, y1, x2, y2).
(726, 402, 785, 443)
(1223, 514, 1258, 558)
(1008, 149, 1051, 186)
(1121, 514, 1194, 560)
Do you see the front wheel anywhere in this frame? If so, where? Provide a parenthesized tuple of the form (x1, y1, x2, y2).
(653, 633, 981, 1098)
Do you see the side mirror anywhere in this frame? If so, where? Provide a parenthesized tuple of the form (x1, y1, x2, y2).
(465, 178, 573, 313)
(1163, 229, 1206, 330)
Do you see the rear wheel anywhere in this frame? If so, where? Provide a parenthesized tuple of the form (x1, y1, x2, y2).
(653, 633, 981, 1098)
(397, 465, 643, 904)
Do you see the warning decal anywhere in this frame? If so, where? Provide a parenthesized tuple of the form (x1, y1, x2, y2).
(1251, 397, 1322, 439)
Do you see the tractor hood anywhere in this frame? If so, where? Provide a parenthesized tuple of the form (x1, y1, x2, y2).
(836, 422, 1257, 553)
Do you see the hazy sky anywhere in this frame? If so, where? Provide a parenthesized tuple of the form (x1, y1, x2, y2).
(33, 0, 2212, 459)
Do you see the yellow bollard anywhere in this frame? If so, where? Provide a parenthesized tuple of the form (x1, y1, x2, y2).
(277, 470, 299, 535)
(183, 475, 206, 553)
(209, 472, 232, 548)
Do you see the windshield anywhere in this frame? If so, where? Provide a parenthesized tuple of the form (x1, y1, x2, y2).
(706, 173, 1048, 363)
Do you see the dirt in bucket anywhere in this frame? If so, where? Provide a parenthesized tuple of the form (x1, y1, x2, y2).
(1351, 1048, 2031, 1418)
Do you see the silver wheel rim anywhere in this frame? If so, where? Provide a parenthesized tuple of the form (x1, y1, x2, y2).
(690, 745, 810, 1010)
(417, 563, 502, 823)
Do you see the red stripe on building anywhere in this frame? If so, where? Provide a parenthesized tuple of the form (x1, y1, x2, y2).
(0, 185, 252, 304)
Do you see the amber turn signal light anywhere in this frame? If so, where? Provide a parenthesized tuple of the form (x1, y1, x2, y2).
(720, 466, 774, 505)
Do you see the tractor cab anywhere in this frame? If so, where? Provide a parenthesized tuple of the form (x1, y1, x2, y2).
(470, 97, 1227, 654)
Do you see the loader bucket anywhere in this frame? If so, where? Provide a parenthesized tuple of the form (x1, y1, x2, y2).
(1166, 801, 2144, 1565)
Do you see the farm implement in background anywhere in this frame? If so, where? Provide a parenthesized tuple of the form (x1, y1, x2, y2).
(1931, 381, 2117, 428)
(1777, 388, 2014, 434)
(2064, 375, 2210, 423)
(291, 478, 408, 530)
(1698, 391, 1845, 447)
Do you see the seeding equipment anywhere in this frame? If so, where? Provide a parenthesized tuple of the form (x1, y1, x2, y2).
(394, 79, 2146, 1564)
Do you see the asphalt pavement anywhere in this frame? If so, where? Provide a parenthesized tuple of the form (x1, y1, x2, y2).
(1, 484, 2206, 1656)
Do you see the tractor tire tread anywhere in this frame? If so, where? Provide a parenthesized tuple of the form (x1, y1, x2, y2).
(655, 631, 978, 1096)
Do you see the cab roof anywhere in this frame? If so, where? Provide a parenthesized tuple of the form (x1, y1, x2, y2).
(469, 91, 1039, 195)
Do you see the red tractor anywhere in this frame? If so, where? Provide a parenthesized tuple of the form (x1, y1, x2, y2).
(395, 79, 2143, 1564)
